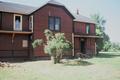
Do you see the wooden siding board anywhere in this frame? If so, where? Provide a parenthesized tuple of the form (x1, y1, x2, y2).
(1, 12, 13, 30)
(0, 12, 2, 28)
(22, 15, 29, 31)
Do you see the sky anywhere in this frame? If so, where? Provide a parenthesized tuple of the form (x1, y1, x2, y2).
(1, 0, 120, 43)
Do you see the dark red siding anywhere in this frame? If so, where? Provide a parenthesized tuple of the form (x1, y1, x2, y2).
(74, 37, 80, 53)
(33, 5, 73, 57)
(22, 15, 29, 31)
(0, 34, 30, 57)
(86, 38, 96, 55)
(0, 4, 97, 58)
(0, 12, 31, 58)
(74, 22, 95, 35)
(1, 12, 29, 31)
(74, 37, 96, 56)
(1, 12, 13, 30)
(90, 24, 95, 34)
(74, 21, 96, 56)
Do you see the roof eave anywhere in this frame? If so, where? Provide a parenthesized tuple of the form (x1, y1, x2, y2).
(73, 20, 96, 24)
(0, 10, 30, 15)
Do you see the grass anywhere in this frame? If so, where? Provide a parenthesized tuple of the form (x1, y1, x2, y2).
(0, 52, 120, 80)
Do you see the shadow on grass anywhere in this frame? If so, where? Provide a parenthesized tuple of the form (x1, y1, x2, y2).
(96, 53, 120, 58)
(63, 60, 93, 66)
(0, 57, 51, 63)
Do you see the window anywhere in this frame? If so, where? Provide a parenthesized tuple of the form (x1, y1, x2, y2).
(29, 15, 33, 32)
(22, 40, 28, 48)
(14, 14, 22, 31)
(55, 18, 60, 31)
(49, 17, 54, 30)
(86, 24, 90, 34)
(48, 16, 60, 31)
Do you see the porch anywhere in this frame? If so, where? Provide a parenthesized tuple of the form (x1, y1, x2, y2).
(0, 30, 33, 58)
(72, 33, 99, 58)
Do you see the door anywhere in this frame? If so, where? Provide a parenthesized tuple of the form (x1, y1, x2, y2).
(80, 39, 85, 54)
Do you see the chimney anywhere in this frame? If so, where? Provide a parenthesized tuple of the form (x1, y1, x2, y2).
(50, 0, 54, 1)
(77, 9, 79, 15)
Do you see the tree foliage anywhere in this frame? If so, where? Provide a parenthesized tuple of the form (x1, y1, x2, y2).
(102, 41, 112, 51)
(107, 42, 120, 52)
(91, 14, 110, 52)
(32, 29, 72, 64)
(91, 14, 106, 36)
(32, 39, 43, 48)
(91, 14, 120, 52)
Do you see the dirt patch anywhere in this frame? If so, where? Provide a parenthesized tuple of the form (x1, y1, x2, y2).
(0, 62, 14, 68)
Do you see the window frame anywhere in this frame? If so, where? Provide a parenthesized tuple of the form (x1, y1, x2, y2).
(14, 14, 22, 31)
(48, 16, 61, 31)
(29, 15, 33, 32)
(86, 23, 90, 34)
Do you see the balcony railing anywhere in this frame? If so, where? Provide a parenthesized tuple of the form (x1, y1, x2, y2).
(0, 30, 33, 34)
(0, 26, 33, 34)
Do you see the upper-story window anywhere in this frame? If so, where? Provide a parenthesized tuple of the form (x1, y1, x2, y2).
(86, 24, 90, 34)
(29, 15, 33, 32)
(14, 14, 22, 31)
(49, 17, 54, 30)
(48, 16, 60, 31)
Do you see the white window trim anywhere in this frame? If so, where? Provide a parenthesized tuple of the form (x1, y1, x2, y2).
(14, 14, 22, 31)
(86, 24, 90, 34)
(29, 15, 33, 32)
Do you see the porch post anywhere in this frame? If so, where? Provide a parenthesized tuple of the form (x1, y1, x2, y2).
(95, 42, 97, 55)
(72, 33, 74, 56)
(12, 33, 15, 57)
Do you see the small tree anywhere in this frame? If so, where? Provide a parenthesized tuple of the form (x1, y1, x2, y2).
(32, 29, 72, 64)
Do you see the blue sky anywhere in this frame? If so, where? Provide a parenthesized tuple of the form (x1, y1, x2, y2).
(1, 0, 120, 43)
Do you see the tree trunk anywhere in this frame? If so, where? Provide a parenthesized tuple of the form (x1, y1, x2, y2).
(51, 56, 57, 64)
(51, 53, 62, 64)
(56, 55, 61, 63)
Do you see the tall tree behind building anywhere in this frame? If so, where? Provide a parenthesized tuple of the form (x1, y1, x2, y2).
(91, 14, 110, 53)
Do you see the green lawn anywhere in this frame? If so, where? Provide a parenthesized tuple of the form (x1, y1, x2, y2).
(0, 53, 120, 80)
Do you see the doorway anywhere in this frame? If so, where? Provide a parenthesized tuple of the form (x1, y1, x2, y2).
(80, 39, 85, 54)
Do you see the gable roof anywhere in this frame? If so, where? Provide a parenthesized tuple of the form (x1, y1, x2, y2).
(30, 0, 74, 19)
(73, 14, 96, 24)
(0, 1, 36, 15)
(0, 0, 95, 24)
(0, 0, 74, 18)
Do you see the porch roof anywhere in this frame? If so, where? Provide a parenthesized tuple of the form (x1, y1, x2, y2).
(73, 14, 96, 24)
(74, 34, 100, 38)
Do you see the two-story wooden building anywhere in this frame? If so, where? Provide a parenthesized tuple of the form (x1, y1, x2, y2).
(0, 0, 98, 59)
